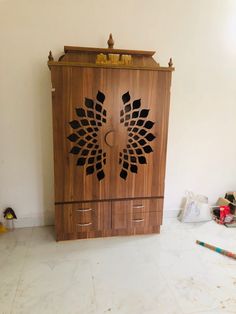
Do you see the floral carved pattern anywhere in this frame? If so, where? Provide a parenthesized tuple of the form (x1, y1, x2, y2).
(119, 92, 156, 180)
(67, 91, 107, 181)
(68, 91, 156, 181)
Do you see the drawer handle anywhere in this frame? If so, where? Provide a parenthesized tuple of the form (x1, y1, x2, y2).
(77, 222, 92, 227)
(133, 205, 144, 209)
(132, 218, 144, 223)
(75, 208, 93, 212)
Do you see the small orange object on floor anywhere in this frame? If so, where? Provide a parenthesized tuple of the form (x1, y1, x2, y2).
(0, 222, 7, 233)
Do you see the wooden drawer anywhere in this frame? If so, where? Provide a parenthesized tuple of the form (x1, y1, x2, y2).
(55, 202, 111, 239)
(75, 205, 97, 233)
(112, 210, 162, 230)
(112, 198, 163, 230)
(74, 203, 96, 233)
(113, 198, 163, 214)
(73, 202, 109, 232)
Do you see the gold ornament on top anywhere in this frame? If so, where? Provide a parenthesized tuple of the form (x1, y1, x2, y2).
(96, 53, 132, 65)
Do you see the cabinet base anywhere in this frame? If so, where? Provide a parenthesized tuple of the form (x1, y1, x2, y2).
(56, 225, 160, 241)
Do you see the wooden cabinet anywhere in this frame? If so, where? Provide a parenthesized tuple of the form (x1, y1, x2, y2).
(48, 35, 174, 241)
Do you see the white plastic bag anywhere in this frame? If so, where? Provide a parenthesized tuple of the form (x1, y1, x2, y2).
(178, 191, 212, 222)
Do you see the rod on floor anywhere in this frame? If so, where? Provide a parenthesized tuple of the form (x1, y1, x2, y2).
(196, 240, 236, 260)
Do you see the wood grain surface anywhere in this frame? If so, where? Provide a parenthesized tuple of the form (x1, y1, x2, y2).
(51, 67, 172, 203)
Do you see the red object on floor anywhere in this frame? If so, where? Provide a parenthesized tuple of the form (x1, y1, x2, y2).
(220, 206, 230, 224)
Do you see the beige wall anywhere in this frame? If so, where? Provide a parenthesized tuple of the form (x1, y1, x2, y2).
(1, 0, 236, 226)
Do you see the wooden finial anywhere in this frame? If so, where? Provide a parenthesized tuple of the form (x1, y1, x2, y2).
(48, 51, 54, 61)
(168, 58, 173, 67)
(107, 34, 114, 49)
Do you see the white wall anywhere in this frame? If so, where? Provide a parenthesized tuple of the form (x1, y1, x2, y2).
(0, 0, 236, 227)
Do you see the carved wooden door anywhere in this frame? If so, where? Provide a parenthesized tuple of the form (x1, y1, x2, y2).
(52, 66, 171, 203)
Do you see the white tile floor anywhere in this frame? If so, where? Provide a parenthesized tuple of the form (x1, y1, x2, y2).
(1, 219, 236, 314)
